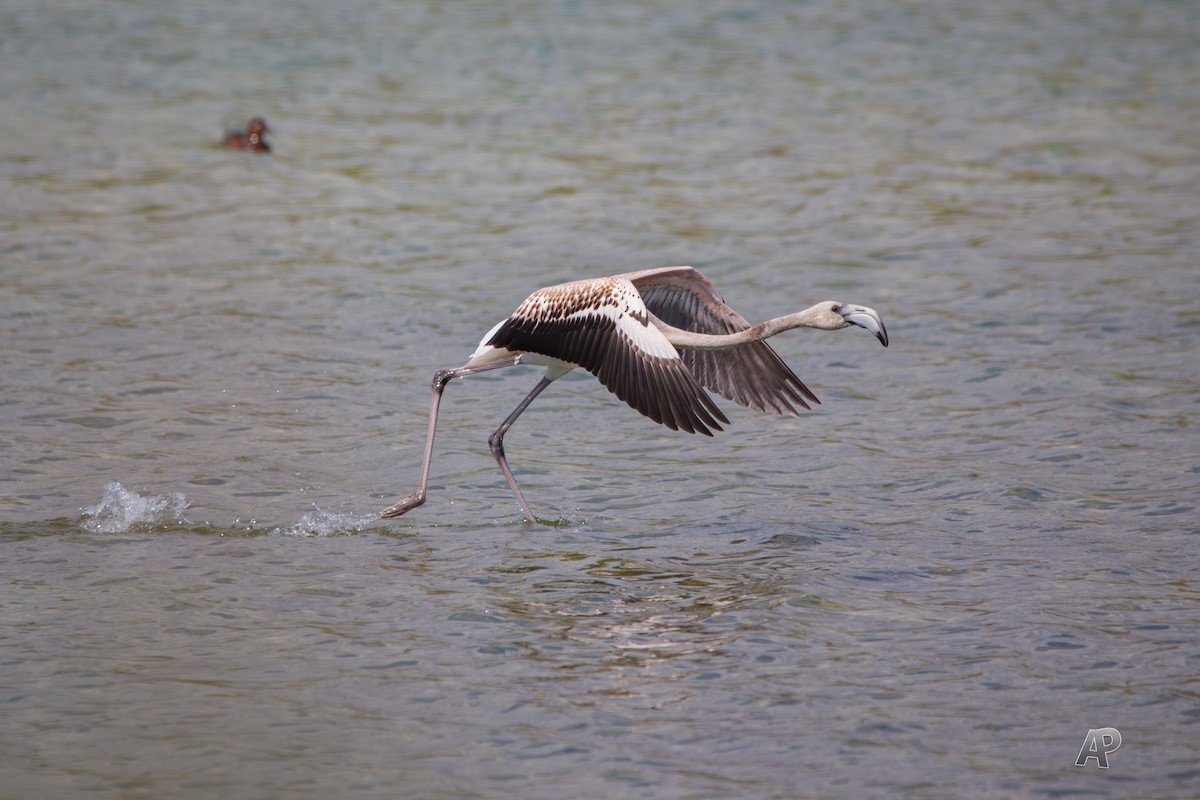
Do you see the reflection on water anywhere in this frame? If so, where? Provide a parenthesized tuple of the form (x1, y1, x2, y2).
(2, 0, 1198, 797)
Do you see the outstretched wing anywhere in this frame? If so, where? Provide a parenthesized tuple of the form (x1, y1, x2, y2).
(486, 276, 729, 435)
(621, 266, 820, 415)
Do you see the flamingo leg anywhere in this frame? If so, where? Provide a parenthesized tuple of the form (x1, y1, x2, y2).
(381, 357, 520, 519)
(488, 376, 555, 523)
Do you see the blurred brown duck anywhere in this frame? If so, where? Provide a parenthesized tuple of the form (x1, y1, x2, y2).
(222, 117, 270, 153)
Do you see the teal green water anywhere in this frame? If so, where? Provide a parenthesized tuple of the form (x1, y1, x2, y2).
(2, 1, 1198, 797)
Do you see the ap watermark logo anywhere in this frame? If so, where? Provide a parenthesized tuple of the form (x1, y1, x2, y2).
(1075, 727, 1122, 769)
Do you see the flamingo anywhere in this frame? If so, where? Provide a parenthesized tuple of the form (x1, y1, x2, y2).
(381, 266, 888, 522)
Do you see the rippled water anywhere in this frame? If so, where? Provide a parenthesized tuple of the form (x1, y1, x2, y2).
(2, 0, 1198, 797)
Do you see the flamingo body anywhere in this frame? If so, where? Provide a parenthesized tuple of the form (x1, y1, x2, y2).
(472, 275, 727, 434)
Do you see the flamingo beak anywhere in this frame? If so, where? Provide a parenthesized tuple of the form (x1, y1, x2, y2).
(840, 305, 888, 347)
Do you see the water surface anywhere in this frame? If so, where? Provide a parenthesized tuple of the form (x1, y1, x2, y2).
(2, 1, 1198, 797)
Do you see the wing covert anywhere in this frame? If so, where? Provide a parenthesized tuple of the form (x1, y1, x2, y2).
(486, 278, 729, 435)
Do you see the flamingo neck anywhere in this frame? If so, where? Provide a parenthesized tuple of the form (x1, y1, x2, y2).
(653, 305, 834, 351)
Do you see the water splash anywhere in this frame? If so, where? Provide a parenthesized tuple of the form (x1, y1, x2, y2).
(81, 482, 189, 533)
(269, 507, 377, 537)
